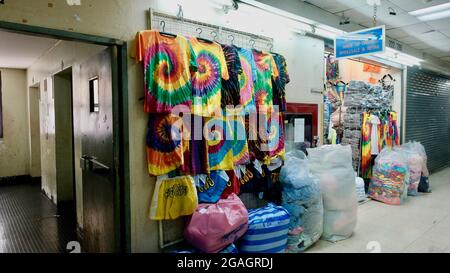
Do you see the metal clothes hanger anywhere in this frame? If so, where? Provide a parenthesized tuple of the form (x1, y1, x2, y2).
(196, 27, 213, 43)
(159, 21, 177, 38)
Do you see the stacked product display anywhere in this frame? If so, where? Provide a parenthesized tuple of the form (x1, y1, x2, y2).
(137, 29, 292, 253)
(341, 81, 399, 176)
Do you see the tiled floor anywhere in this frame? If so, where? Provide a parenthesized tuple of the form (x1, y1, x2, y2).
(0, 180, 78, 253)
(307, 167, 450, 253)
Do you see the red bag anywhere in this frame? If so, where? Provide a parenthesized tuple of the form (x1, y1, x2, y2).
(184, 194, 248, 253)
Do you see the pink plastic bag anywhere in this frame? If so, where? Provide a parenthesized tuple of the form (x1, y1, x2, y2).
(184, 194, 248, 253)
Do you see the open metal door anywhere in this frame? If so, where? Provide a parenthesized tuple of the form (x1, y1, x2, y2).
(74, 48, 119, 253)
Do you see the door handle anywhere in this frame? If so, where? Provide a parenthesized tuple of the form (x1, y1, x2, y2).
(80, 155, 110, 174)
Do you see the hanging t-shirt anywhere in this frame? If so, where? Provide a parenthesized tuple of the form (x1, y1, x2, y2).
(231, 112, 250, 165)
(205, 115, 235, 171)
(146, 114, 188, 176)
(181, 114, 210, 175)
(266, 112, 286, 161)
(370, 114, 381, 155)
(252, 50, 279, 112)
(221, 45, 242, 108)
(189, 38, 229, 117)
(136, 30, 197, 113)
(237, 47, 257, 114)
(272, 53, 290, 112)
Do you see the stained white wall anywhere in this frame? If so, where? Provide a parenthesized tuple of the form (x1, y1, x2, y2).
(0, 68, 30, 178)
(28, 86, 41, 178)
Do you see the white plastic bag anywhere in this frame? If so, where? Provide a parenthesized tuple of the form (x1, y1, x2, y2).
(355, 176, 367, 203)
(307, 145, 357, 242)
(280, 150, 323, 252)
(401, 141, 430, 193)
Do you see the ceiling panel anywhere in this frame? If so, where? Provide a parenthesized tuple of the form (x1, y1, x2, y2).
(426, 18, 450, 30)
(409, 41, 434, 50)
(440, 28, 450, 37)
(401, 23, 434, 34)
(0, 30, 59, 69)
(386, 28, 409, 38)
(306, 0, 368, 13)
(417, 30, 448, 41)
(443, 57, 450, 61)
(426, 49, 450, 57)
(337, 0, 407, 24)
(388, 0, 450, 12)
(397, 36, 423, 44)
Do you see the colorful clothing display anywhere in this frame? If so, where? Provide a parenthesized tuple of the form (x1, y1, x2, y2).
(190, 38, 229, 117)
(237, 47, 257, 114)
(221, 45, 242, 108)
(205, 115, 235, 171)
(361, 112, 373, 179)
(272, 53, 290, 112)
(266, 112, 286, 160)
(146, 114, 188, 176)
(252, 50, 279, 112)
(231, 113, 250, 165)
(181, 115, 210, 175)
(137, 30, 197, 113)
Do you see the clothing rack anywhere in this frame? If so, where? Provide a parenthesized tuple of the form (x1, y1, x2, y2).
(148, 9, 274, 51)
(148, 8, 275, 250)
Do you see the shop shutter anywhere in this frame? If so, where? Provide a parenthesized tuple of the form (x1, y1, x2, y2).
(405, 67, 450, 173)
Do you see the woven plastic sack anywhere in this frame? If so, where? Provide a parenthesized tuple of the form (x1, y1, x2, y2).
(280, 150, 323, 252)
(238, 203, 290, 253)
(184, 193, 248, 253)
(307, 145, 357, 242)
(368, 147, 409, 205)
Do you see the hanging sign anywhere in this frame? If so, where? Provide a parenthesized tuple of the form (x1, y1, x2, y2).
(335, 25, 385, 59)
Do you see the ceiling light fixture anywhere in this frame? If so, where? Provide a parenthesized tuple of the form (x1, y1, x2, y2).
(409, 2, 450, 21)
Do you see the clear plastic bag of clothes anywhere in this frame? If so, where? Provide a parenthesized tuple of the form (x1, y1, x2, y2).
(307, 145, 357, 243)
(401, 141, 431, 193)
(368, 148, 409, 205)
(280, 150, 323, 252)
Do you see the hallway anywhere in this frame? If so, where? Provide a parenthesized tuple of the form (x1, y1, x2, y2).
(308, 167, 450, 253)
(0, 180, 78, 253)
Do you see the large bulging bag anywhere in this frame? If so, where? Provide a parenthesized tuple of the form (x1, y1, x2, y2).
(307, 145, 357, 242)
(368, 147, 409, 205)
(238, 203, 290, 253)
(401, 141, 430, 194)
(184, 193, 248, 253)
(280, 150, 324, 252)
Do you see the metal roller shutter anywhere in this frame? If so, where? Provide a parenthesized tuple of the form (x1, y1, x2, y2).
(406, 67, 450, 173)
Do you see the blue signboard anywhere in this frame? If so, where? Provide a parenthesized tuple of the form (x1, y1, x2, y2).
(335, 26, 385, 59)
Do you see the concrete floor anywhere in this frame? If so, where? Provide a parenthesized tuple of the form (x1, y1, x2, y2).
(307, 167, 450, 253)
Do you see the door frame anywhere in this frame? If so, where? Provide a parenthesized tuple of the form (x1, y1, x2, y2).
(0, 20, 131, 253)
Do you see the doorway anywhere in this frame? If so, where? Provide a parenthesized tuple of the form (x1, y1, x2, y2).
(0, 21, 130, 253)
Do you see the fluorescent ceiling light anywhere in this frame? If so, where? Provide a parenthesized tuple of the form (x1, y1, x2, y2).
(409, 2, 450, 21)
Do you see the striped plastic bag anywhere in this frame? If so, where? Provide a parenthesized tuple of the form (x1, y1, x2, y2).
(237, 203, 290, 253)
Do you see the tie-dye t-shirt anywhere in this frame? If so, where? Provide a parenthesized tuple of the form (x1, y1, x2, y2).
(221, 45, 242, 108)
(189, 38, 229, 117)
(272, 53, 290, 112)
(146, 114, 189, 176)
(237, 47, 257, 114)
(204, 115, 234, 171)
(252, 50, 279, 112)
(137, 30, 197, 113)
